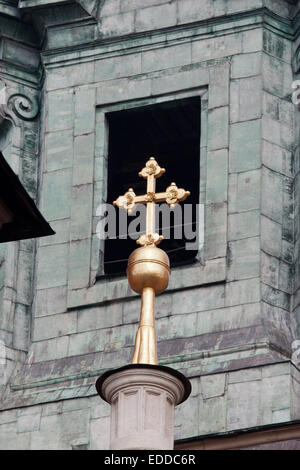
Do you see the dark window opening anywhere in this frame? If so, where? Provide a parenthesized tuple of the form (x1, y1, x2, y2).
(103, 96, 200, 277)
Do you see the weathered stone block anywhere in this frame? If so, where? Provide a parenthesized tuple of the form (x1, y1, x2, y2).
(42, 402, 63, 417)
(73, 134, 94, 186)
(17, 412, 41, 433)
(262, 140, 293, 177)
(90, 416, 110, 450)
(47, 62, 94, 91)
(33, 312, 77, 341)
(175, 395, 199, 439)
(230, 81, 240, 124)
(228, 368, 261, 384)
(261, 251, 279, 289)
(263, 29, 291, 64)
(261, 167, 283, 224)
(103, 323, 137, 350)
(262, 53, 293, 99)
(74, 88, 95, 136)
(151, 66, 208, 95)
(36, 244, 68, 290)
(95, 53, 141, 82)
(262, 284, 290, 311)
(262, 116, 281, 148)
(30, 414, 62, 450)
(207, 106, 229, 151)
(70, 184, 93, 241)
(13, 303, 29, 351)
(206, 149, 228, 203)
(135, 2, 177, 32)
(68, 330, 105, 356)
(192, 33, 243, 62)
(94, 156, 107, 182)
(45, 130, 73, 172)
(0, 422, 30, 450)
(68, 239, 91, 289)
(90, 397, 110, 419)
(178, 0, 213, 24)
(100, 11, 135, 37)
(208, 62, 230, 109)
(227, 0, 263, 14)
(41, 169, 72, 221)
(31, 336, 69, 362)
(142, 43, 191, 74)
(228, 237, 260, 281)
(16, 249, 33, 306)
(60, 409, 90, 449)
(98, 77, 151, 105)
(62, 398, 90, 413)
(272, 408, 290, 423)
(230, 76, 262, 122)
(200, 373, 226, 399)
(167, 312, 198, 340)
(122, 298, 140, 325)
(231, 52, 261, 78)
(197, 302, 261, 336)
(261, 215, 282, 258)
(263, 91, 280, 121)
(40, 218, 70, 247)
(228, 210, 260, 240)
(262, 363, 290, 379)
(0, 409, 16, 425)
(205, 202, 227, 259)
(172, 284, 225, 315)
(227, 380, 261, 430)
(235, 170, 261, 213)
(261, 375, 291, 424)
(229, 120, 261, 172)
(242, 28, 263, 53)
(47, 90, 73, 131)
(100, 0, 120, 16)
(225, 277, 260, 307)
(279, 260, 293, 295)
(282, 239, 293, 265)
(198, 396, 226, 435)
(121, 0, 170, 12)
(34, 286, 67, 317)
(77, 302, 123, 332)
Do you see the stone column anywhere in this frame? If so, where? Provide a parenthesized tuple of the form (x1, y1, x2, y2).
(96, 364, 191, 450)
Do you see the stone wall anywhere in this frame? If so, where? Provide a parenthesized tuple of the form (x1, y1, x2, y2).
(0, 13, 41, 399)
(0, 0, 300, 449)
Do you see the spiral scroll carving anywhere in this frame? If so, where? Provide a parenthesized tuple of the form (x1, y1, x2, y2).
(7, 93, 39, 121)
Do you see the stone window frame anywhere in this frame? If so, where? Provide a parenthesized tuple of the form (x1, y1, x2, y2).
(67, 63, 230, 309)
(100, 95, 202, 276)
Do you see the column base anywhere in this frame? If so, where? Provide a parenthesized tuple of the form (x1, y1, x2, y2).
(96, 364, 191, 450)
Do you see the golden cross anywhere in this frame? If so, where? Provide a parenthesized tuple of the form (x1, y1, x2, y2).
(113, 157, 190, 246)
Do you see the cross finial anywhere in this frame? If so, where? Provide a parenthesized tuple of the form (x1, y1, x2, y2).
(113, 157, 190, 246)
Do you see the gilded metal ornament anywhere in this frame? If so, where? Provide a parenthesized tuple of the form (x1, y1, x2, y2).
(113, 157, 190, 365)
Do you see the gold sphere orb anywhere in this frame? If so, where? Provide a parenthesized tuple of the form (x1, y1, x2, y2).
(126, 245, 170, 295)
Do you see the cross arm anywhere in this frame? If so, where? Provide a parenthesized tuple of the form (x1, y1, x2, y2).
(155, 183, 190, 208)
(113, 189, 149, 214)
